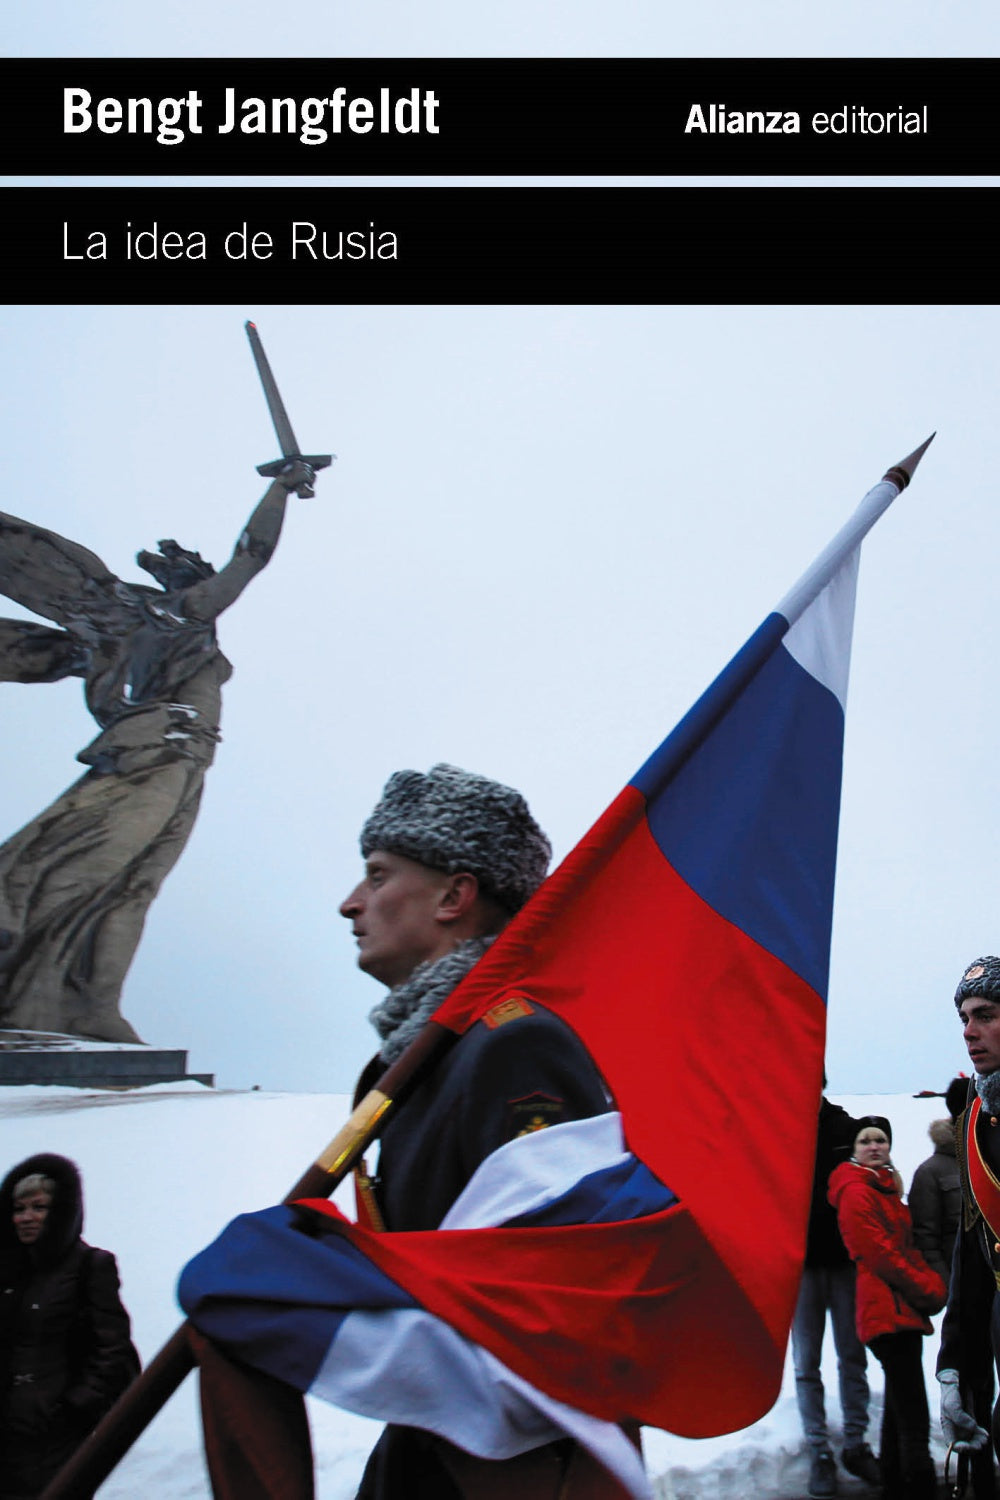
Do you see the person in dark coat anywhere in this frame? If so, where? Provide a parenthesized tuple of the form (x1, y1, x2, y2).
(909, 1106, 962, 1282)
(0, 1152, 137, 1499)
(791, 1090, 876, 1499)
(829, 1116, 947, 1500)
(190, 764, 630, 1500)
(937, 961, 1000, 1497)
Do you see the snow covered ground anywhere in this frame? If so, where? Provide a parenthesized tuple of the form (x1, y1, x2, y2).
(0, 1083, 966, 1498)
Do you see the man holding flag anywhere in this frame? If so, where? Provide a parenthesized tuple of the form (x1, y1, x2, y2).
(173, 439, 934, 1500)
(185, 763, 634, 1498)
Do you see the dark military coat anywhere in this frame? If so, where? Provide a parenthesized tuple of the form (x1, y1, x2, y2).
(936, 1091, 999, 1500)
(354, 1000, 612, 1500)
(939, 1092, 1000, 1371)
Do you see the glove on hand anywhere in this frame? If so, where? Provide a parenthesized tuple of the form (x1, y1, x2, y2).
(939, 1369, 990, 1452)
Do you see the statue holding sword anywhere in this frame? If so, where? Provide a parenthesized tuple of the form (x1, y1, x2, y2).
(0, 324, 329, 1043)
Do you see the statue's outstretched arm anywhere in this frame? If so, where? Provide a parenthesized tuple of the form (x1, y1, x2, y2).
(0, 510, 122, 632)
(181, 463, 313, 622)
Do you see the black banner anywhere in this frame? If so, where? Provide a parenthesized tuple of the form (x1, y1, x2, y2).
(4, 58, 995, 176)
(5, 186, 988, 301)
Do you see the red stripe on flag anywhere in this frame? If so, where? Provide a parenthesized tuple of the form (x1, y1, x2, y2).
(432, 786, 826, 1356)
(297, 1198, 783, 1437)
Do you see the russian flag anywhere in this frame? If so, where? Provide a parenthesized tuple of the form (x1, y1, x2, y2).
(180, 448, 928, 1499)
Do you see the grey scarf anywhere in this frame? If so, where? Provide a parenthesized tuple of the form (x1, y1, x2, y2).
(368, 936, 494, 1064)
(975, 1069, 1000, 1117)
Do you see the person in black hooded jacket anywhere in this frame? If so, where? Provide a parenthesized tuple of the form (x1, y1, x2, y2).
(0, 1152, 137, 1499)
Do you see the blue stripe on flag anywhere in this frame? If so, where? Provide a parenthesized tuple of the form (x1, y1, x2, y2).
(637, 639, 843, 999)
(178, 1205, 418, 1391)
(504, 1155, 677, 1229)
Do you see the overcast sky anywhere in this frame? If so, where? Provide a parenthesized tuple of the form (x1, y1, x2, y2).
(5, 0, 1000, 57)
(0, 303, 995, 1095)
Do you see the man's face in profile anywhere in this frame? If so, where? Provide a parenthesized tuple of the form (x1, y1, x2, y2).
(960, 994, 1000, 1075)
(339, 850, 454, 989)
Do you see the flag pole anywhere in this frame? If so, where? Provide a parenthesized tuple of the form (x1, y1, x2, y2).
(632, 436, 933, 800)
(38, 1022, 458, 1500)
(39, 436, 935, 1500)
(776, 434, 933, 625)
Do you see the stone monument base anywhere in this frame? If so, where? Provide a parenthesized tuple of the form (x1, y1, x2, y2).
(0, 1030, 214, 1089)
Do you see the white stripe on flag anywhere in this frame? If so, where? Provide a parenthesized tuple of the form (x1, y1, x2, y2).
(439, 1111, 628, 1230)
(309, 1109, 653, 1498)
(781, 545, 859, 711)
(318, 1307, 653, 1499)
(775, 476, 899, 628)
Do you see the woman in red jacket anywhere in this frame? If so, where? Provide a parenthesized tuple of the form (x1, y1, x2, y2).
(828, 1115, 947, 1500)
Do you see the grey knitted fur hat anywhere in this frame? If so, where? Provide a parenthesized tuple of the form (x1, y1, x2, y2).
(359, 763, 551, 914)
(954, 956, 1000, 1010)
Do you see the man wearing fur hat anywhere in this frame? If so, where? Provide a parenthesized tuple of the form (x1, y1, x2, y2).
(936, 957, 1000, 1491)
(191, 764, 618, 1500)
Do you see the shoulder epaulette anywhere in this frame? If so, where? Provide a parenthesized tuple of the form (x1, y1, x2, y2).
(482, 995, 535, 1030)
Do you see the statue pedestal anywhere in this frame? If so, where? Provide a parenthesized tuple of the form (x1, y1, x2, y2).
(0, 1030, 214, 1088)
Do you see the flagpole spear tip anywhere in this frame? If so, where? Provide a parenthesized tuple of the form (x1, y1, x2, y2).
(883, 432, 936, 490)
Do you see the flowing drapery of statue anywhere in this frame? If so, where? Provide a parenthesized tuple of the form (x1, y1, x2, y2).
(0, 461, 319, 1043)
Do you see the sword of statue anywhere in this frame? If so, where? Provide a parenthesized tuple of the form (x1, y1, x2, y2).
(245, 320, 333, 498)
